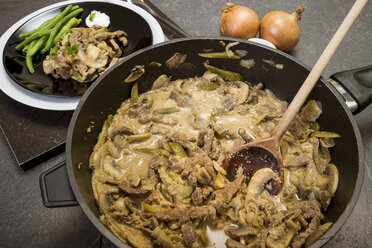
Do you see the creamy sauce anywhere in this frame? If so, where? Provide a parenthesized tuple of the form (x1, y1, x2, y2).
(270, 194, 287, 211)
(207, 226, 230, 248)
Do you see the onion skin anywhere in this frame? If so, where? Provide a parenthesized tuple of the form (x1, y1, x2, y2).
(259, 7, 306, 52)
(220, 3, 260, 40)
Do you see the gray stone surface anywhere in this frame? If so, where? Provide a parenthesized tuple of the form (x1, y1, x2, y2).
(0, 0, 371, 247)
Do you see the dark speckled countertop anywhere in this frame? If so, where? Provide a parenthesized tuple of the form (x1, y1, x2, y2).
(0, 0, 371, 247)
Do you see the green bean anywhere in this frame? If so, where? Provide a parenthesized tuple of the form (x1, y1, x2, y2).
(142, 203, 164, 213)
(16, 30, 51, 50)
(53, 17, 81, 45)
(169, 142, 187, 157)
(312, 131, 341, 138)
(22, 44, 30, 53)
(92, 115, 113, 152)
(311, 122, 320, 131)
(199, 217, 209, 245)
(175, 184, 194, 200)
(203, 62, 244, 81)
(214, 172, 226, 190)
(19, 5, 74, 38)
(69, 5, 79, 11)
(159, 184, 171, 201)
(19, 18, 53, 38)
(198, 52, 241, 59)
(131, 82, 138, 103)
(199, 82, 220, 91)
(39, 5, 76, 30)
(210, 114, 217, 123)
(41, 8, 83, 54)
(29, 35, 49, 56)
(254, 114, 268, 126)
(26, 40, 37, 73)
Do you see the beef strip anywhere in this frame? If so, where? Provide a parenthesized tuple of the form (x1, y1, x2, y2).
(51, 54, 71, 79)
(211, 175, 245, 211)
(225, 238, 246, 248)
(283, 153, 309, 167)
(154, 206, 216, 225)
(288, 116, 311, 140)
(139, 115, 178, 126)
(69, 28, 82, 46)
(309, 137, 330, 174)
(191, 187, 204, 206)
(197, 127, 214, 152)
(108, 125, 135, 141)
(151, 227, 185, 248)
(128, 94, 153, 117)
(314, 190, 333, 211)
(119, 169, 158, 196)
(210, 122, 237, 140)
(169, 90, 190, 107)
(108, 38, 122, 57)
(181, 221, 203, 248)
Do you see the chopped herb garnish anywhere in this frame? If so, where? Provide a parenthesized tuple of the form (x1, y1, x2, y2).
(67, 45, 78, 54)
(89, 13, 96, 22)
(49, 46, 58, 59)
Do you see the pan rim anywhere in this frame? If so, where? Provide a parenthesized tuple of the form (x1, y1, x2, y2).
(66, 37, 365, 248)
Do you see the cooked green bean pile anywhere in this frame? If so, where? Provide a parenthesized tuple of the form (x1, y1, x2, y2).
(16, 4, 83, 73)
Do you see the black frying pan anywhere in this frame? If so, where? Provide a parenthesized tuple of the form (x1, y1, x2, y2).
(44, 37, 366, 248)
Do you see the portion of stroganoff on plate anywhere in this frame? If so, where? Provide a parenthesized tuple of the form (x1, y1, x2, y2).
(43, 25, 128, 82)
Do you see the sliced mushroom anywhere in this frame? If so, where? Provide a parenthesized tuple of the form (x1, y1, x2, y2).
(327, 163, 339, 195)
(247, 168, 279, 197)
(165, 52, 187, 69)
(314, 174, 329, 190)
(77, 44, 108, 68)
(152, 74, 170, 90)
(232, 81, 249, 105)
(98, 192, 112, 214)
(301, 100, 322, 122)
(124, 65, 145, 83)
(103, 156, 124, 178)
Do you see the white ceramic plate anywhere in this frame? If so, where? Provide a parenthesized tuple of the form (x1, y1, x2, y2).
(0, 0, 164, 111)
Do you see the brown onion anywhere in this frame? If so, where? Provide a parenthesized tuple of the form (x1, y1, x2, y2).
(220, 3, 260, 40)
(259, 7, 306, 52)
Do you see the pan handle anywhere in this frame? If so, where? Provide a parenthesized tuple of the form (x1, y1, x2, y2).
(328, 65, 372, 114)
(39, 161, 78, 207)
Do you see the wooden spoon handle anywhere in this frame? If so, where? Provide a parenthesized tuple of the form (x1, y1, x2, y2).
(272, 0, 369, 141)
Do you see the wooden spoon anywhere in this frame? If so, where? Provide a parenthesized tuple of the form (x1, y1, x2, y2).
(224, 0, 368, 195)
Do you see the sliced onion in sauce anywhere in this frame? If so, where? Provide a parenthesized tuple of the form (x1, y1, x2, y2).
(240, 58, 255, 69)
(225, 41, 240, 57)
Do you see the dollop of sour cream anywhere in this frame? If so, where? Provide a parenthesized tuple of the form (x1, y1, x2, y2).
(85, 10, 110, 28)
